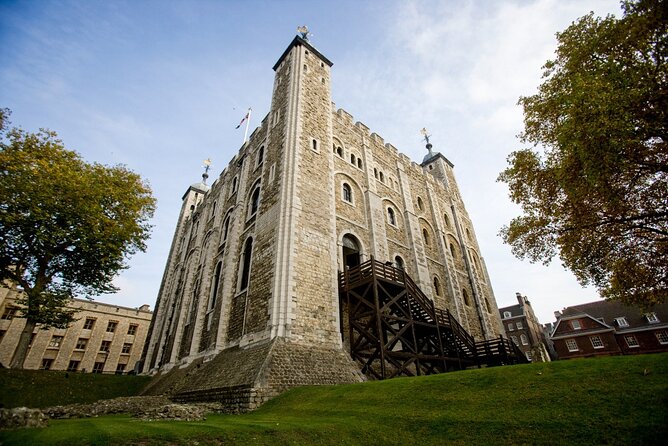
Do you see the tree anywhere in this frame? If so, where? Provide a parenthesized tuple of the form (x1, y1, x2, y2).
(0, 110, 156, 368)
(498, 0, 667, 308)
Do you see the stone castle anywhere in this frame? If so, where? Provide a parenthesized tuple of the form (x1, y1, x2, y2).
(140, 34, 506, 409)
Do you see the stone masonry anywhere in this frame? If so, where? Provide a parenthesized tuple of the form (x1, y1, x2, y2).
(141, 34, 505, 408)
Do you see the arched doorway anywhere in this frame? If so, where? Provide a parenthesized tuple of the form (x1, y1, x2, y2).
(342, 234, 361, 269)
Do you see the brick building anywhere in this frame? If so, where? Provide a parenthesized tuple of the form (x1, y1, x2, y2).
(499, 293, 551, 362)
(0, 285, 152, 373)
(550, 300, 668, 359)
(140, 33, 505, 409)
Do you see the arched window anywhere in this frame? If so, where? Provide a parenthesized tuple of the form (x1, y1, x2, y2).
(239, 237, 253, 291)
(337, 147, 343, 158)
(379, 171, 385, 183)
(394, 256, 404, 270)
(520, 334, 529, 345)
(503, 311, 512, 319)
(444, 213, 451, 228)
(350, 153, 356, 164)
(231, 176, 238, 194)
(450, 243, 457, 259)
(211, 201, 217, 219)
(466, 228, 472, 241)
(222, 215, 231, 242)
(374, 168, 378, 179)
(417, 197, 424, 211)
(387, 207, 396, 225)
(357, 159, 362, 169)
(249, 186, 261, 218)
(257, 146, 264, 167)
(209, 261, 222, 310)
(463, 289, 471, 306)
(433, 276, 441, 296)
(422, 228, 430, 246)
(342, 183, 352, 203)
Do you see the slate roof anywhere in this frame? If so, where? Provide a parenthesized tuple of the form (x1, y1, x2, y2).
(560, 300, 668, 331)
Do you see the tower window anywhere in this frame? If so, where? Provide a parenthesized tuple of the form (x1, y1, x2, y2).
(394, 256, 404, 270)
(444, 213, 451, 228)
(387, 207, 396, 226)
(422, 228, 430, 246)
(257, 146, 264, 167)
(374, 168, 378, 179)
(239, 237, 253, 291)
(249, 186, 261, 218)
(417, 197, 424, 211)
(357, 159, 362, 169)
(209, 261, 222, 310)
(312, 139, 319, 152)
(379, 172, 384, 183)
(433, 276, 441, 296)
(350, 153, 356, 164)
(222, 215, 231, 242)
(342, 183, 352, 203)
(231, 177, 238, 194)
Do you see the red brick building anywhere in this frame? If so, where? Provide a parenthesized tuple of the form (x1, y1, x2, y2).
(550, 300, 668, 359)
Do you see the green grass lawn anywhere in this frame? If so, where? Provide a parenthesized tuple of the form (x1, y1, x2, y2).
(0, 369, 150, 409)
(1, 353, 667, 445)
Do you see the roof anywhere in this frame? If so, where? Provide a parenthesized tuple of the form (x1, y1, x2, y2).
(273, 35, 333, 71)
(499, 304, 523, 318)
(561, 300, 668, 330)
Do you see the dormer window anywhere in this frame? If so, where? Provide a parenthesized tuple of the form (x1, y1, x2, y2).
(570, 319, 581, 330)
(614, 317, 629, 327)
(503, 311, 511, 319)
(645, 312, 659, 323)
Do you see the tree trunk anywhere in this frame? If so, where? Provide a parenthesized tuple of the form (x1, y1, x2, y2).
(10, 319, 36, 369)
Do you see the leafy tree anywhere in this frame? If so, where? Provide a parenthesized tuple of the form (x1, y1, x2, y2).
(0, 110, 156, 368)
(498, 0, 667, 307)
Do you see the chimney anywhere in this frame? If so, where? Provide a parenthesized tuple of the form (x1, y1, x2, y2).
(554, 310, 562, 319)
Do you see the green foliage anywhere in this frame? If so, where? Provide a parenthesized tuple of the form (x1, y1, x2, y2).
(1, 354, 666, 445)
(0, 110, 156, 367)
(0, 369, 150, 409)
(499, 0, 668, 307)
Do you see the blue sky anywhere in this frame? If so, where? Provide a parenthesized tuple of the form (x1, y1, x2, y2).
(0, 0, 622, 324)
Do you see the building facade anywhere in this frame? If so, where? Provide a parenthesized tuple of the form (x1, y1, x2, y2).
(0, 285, 152, 373)
(550, 300, 668, 359)
(499, 293, 551, 362)
(140, 35, 505, 406)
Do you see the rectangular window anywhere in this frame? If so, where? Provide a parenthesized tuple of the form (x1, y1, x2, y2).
(67, 360, 80, 372)
(106, 321, 118, 333)
(507, 323, 514, 331)
(83, 318, 96, 330)
(625, 335, 639, 348)
(48, 335, 64, 348)
(645, 312, 659, 323)
(656, 331, 668, 345)
(566, 339, 578, 352)
(1, 306, 17, 320)
(570, 320, 581, 330)
(511, 336, 518, 345)
(127, 324, 138, 336)
(92, 361, 105, 374)
(41, 358, 53, 370)
(115, 363, 126, 375)
(121, 343, 132, 354)
(516, 321, 524, 329)
(100, 340, 111, 352)
(590, 336, 604, 349)
(614, 317, 629, 327)
(75, 338, 88, 350)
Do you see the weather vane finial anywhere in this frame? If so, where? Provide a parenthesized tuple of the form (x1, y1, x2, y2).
(297, 25, 312, 41)
(202, 158, 212, 184)
(420, 127, 431, 145)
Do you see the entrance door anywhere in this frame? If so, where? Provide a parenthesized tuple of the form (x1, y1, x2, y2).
(342, 234, 361, 269)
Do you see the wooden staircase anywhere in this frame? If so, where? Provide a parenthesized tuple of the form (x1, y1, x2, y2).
(338, 258, 527, 380)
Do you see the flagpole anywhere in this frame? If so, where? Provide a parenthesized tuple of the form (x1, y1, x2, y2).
(243, 107, 252, 144)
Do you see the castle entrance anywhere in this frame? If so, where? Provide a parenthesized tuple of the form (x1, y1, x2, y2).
(342, 234, 361, 269)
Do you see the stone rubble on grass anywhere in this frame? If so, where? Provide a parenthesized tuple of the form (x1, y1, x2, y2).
(0, 407, 49, 430)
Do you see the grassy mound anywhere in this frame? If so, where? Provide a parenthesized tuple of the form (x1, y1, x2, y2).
(1, 353, 666, 445)
(0, 369, 150, 409)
